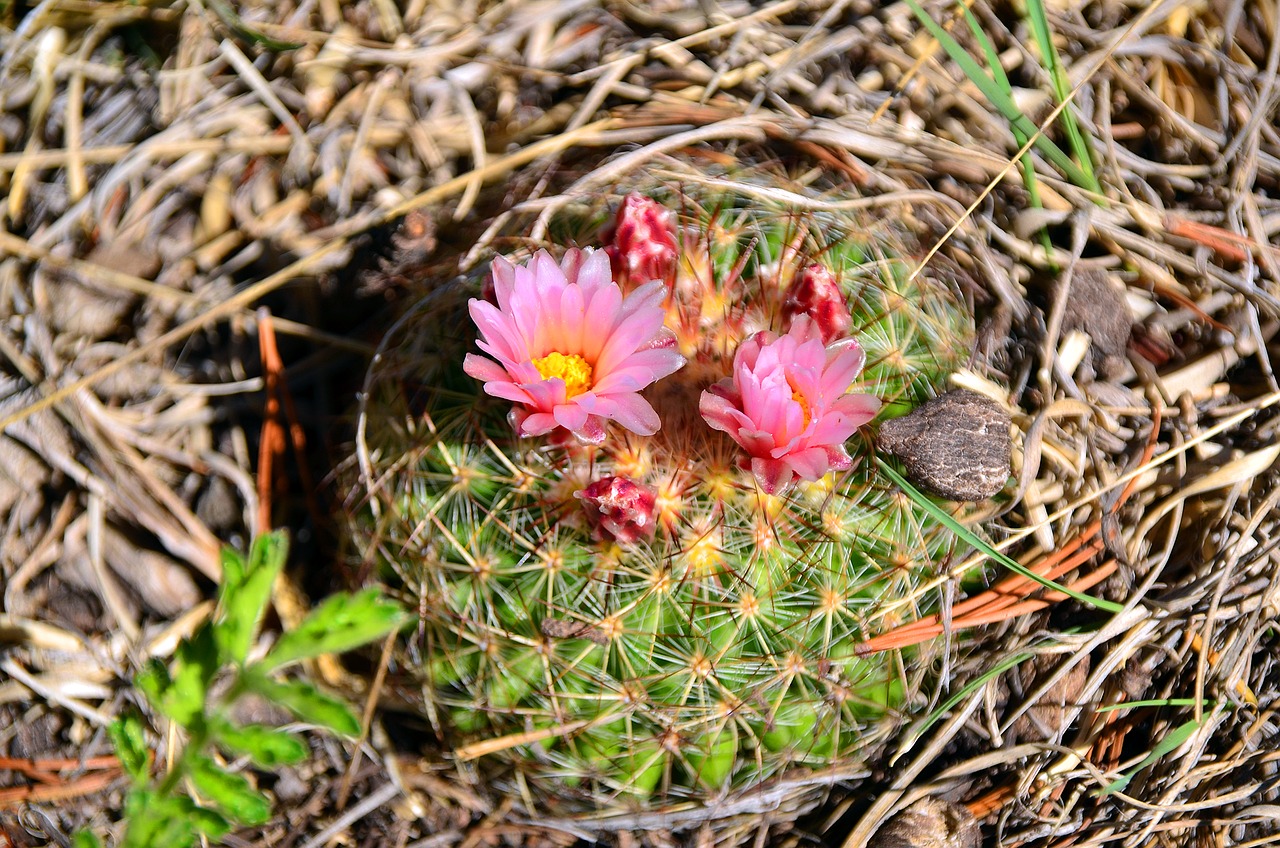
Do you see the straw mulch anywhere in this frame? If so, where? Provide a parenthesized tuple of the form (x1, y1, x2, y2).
(2, 0, 1278, 846)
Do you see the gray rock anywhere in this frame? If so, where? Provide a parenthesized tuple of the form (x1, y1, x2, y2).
(877, 389, 1012, 501)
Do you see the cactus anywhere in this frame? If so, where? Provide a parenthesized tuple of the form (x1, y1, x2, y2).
(350, 171, 975, 811)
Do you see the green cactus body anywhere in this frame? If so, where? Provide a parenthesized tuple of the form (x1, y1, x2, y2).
(352, 175, 974, 810)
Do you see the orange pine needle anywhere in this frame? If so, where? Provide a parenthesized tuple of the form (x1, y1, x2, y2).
(256, 309, 323, 533)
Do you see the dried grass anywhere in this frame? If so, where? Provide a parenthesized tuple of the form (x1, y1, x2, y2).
(2, 0, 1279, 846)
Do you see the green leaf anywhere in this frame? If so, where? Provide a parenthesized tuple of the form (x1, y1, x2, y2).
(73, 830, 103, 848)
(187, 754, 272, 826)
(902, 0, 1094, 190)
(156, 624, 219, 728)
(135, 626, 218, 729)
(216, 531, 290, 664)
(214, 719, 309, 767)
(176, 799, 232, 840)
(959, 1, 1051, 251)
(1099, 716, 1203, 796)
(876, 457, 1124, 613)
(135, 661, 171, 712)
(260, 588, 407, 671)
(243, 673, 361, 737)
(220, 543, 246, 597)
(108, 714, 151, 783)
(120, 789, 200, 848)
(206, 0, 304, 50)
(897, 650, 1035, 757)
(960, 4, 1012, 95)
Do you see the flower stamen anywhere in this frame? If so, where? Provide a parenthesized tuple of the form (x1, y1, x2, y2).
(533, 351, 594, 398)
(790, 388, 811, 429)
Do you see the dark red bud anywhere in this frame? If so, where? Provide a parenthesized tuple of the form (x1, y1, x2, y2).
(576, 476, 658, 543)
(783, 263, 853, 343)
(602, 194, 678, 288)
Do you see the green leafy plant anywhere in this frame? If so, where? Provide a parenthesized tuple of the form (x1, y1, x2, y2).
(78, 531, 408, 848)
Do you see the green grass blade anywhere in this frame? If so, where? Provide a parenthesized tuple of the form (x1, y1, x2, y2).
(1098, 716, 1203, 796)
(897, 650, 1035, 757)
(960, 5, 1051, 252)
(1097, 698, 1217, 713)
(961, 6, 1011, 93)
(1024, 0, 1100, 193)
(207, 0, 303, 50)
(875, 456, 1124, 613)
(903, 0, 1093, 189)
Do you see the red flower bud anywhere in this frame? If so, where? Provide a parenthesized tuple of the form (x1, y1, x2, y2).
(602, 194, 678, 288)
(576, 476, 658, 543)
(782, 263, 853, 343)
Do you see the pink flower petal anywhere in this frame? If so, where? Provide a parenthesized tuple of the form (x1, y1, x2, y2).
(519, 412, 558, 437)
(776, 446, 829, 480)
(580, 392, 661, 436)
(480, 379, 534, 406)
(558, 281, 586, 355)
(594, 308, 666, 377)
(734, 427, 779, 458)
(829, 392, 882, 426)
(521, 378, 566, 410)
(491, 255, 518, 310)
(553, 403, 589, 433)
(819, 343, 868, 399)
(750, 457, 794, 495)
(469, 300, 526, 364)
(571, 248, 614, 294)
(699, 384, 751, 434)
(463, 353, 510, 384)
(574, 415, 608, 445)
(592, 348, 685, 394)
(822, 444, 854, 470)
(581, 284, 624, 360)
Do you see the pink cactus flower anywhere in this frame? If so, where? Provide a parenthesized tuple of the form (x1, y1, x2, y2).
(576, 476, 658, 543)
(603, 194, 678, 288)
(699, 316, 881, 494)
(782, 262, 853, 343)
(464, 248, 685, 444)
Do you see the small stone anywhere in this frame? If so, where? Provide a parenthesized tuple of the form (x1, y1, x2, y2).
(870, 797, 981, 848)
(877, 389, 1012, 501)
(1060, 268, 1132, 378)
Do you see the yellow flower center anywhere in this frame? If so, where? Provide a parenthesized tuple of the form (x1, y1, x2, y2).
(532, 351, 594, 398)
